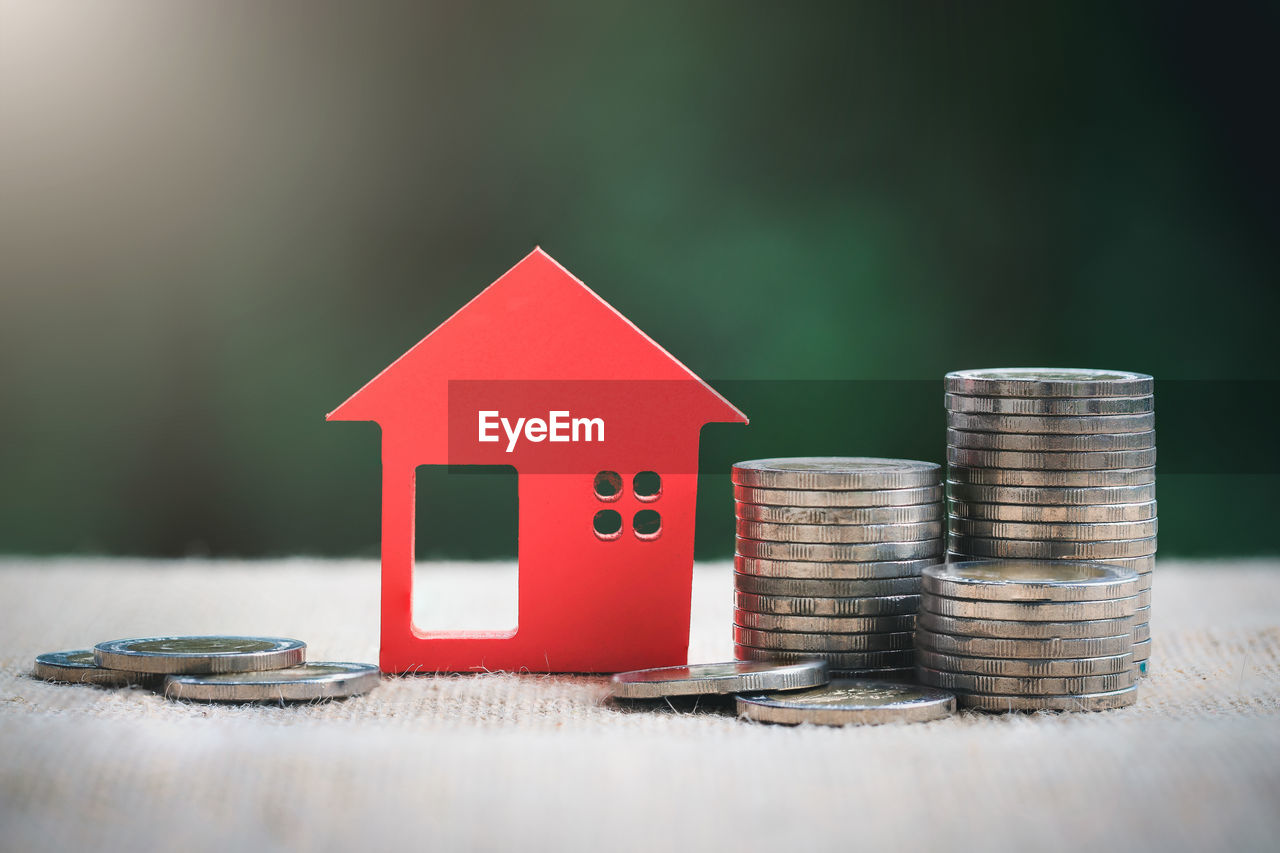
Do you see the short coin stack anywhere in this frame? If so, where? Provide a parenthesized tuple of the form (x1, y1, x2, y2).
(34, 635, 380, 702)
(944, 368, 1156, 675)
(732, 457, 945, 678)
(916, 560, 1141, 711)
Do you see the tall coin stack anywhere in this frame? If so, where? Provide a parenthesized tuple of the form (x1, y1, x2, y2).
(916, 560, 1140, 711)
(944, 368, 1156, 675)
(731, 457, 944, 678)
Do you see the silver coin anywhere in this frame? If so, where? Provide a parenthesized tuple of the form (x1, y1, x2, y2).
(923, 594, 1138, 622)
(95, 636, 307, 674)
(915, 628, 1134, 659)
(735, 502, 941, 526)
(1137, 573, 1152, 591)
(735, 645, 917, 669)
(946, 428, 1157, 452)
(734, 626, 915, 652)
(1134, 604, 1151, 620)
(945, 393, 1154, 416)
(736, 519, 943, 544)
(946, 481, 1156, 506)
(948, 411, 1155, 435)
(735, 572, 922, 598)
(948, 535, 1158, 560)
(1133, 622, 1151, 643)
(922, 560, 1138, 602)
(947, 447, 1157, 471)
(1135, 588, 1152, 608)
(947, 499, 1157, 523)
(1136, 659, 1149, 677)
(945, 368, 1154, 398)
(732, 458, 942, 490)
(163, 662, 378, 702)
(1132, 638, 1152, 661)
(735, 485, 944, 507)
(734, 609, 916, 634)
(737, 538, 945, 562)
(917, 609, 1133, 639)
(947, 517, 1158, 541)
(736, 591, 921, 617)
(829, 667, 917, 681)
(916, 666, 1135, 695)
(736, 678, 955, 726)
(948, 552, 1157, 573)
(958, 685, 1139, 712)
(947, 465, 1156, 488)
(734, 555, 935, 580)
(609, 660, 828, 699)
(916, 649, 1134, 677)
(33, 650, 152, 687)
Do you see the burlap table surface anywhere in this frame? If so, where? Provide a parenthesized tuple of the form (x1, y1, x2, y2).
(1, 558, 1277, 852)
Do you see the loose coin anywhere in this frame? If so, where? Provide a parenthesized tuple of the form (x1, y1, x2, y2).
(946, 517, 1158, 541)
(947, 465, 1156, 488)
(734, 485, 944, 507)
(916, 610, 1133, 640)
(946, 481, 1156, 506)
(732, 458, 942, 490)
(735, 502, 941, 526)
(736, 519, 943, 544)
(735, 591, 921, 617)
(922, 560, 1138, 602)
(947, 447, 1157, 471)
(946, 429, 1157, 452)
(734, 573, 922, 598)
(959, 685, 1139, 712)
(923, 594, 1138, 622)
(33, 650, 151, 687)
(947, 411, 1155, 435)
(737, 538, 944, 562)
(916, 649, 1134, 677)
(163, 662, 378, 702)
(736, 678, 955, 726)
(915, 629, 1134, 659)
(945, 368, 1154, 398)
(916, 666, 1135, 695)
(735, 646, 916, 669)
(1133, 622, 1151, 643)
(948, 535, 1158, 560)
(944, 393, 1154, 416)
(734, 609, 916, 634)
(609, 660, 828, 699)
(95, 636, 307, 674)
(946, 499, 1157, 523)
(734, 626, 915, 653)
(1132, 638, 1152, 662)
(734, 555, 934, 580)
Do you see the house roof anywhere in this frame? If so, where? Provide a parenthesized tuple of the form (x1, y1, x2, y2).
(327, 248, 747, 426)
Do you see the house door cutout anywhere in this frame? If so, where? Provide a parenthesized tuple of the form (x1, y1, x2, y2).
(412, 465, 518, 633)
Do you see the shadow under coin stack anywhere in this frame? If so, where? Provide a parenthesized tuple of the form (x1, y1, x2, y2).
(944, 368, 1156, 676)
(916, 560, 1141, 711)
(731, 457, 944, 679)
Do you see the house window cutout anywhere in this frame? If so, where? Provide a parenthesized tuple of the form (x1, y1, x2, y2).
(593, 471, 622, 501)
(412, 465, 518, 632)
(633, 509, 662, 540)
(593, 509, 623, 540)
(633, 471, 662, 501)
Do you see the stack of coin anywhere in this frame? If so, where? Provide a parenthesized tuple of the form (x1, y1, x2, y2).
(944, 368, 1156, 675)
(731, 457, 945, 678)
(33, 635, 379, 702)
(916, 560, 1141, 711)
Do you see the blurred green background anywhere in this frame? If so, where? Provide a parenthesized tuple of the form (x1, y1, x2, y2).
(1, 0, 1276, 559)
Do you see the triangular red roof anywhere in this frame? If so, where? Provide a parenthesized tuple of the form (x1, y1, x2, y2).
(328, 248, 746, 426)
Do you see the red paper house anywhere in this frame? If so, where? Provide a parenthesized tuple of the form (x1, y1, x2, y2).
(328, 249, 747, 673)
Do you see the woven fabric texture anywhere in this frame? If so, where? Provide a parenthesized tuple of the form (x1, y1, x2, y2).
(1, 558, 1278, 852)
